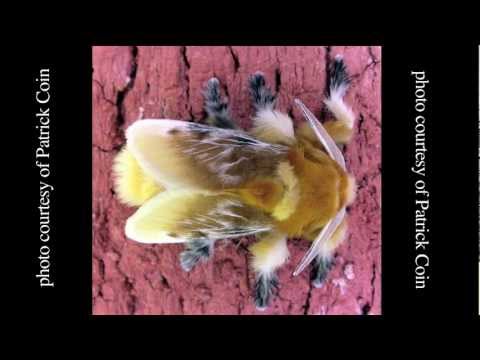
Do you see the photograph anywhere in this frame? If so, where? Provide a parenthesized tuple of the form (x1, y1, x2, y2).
(92, 46, 382, 315)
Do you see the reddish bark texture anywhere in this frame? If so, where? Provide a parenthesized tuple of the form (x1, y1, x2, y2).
(92, 46, 381, 315)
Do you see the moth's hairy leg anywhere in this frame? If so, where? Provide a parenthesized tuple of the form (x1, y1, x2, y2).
(202, 77, 237, 129)
(249, 72, 276, 111)
(309, 219, 347, 288)
(311, 255, 334, 288)
(322, 55, 355, 145)
(248, 72, 295, 145)
(254, 272, 279, 310)
(249, 232, 289, 310)
(179, 237, 214, 272)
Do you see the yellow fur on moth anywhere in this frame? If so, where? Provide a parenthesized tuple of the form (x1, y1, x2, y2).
(249, 231, 289, 274)
(113, 62, 356, 275)
(271, 161, 300, 220)
(111, 61, 358, 310)
(113, 147, 163, 207)
(113, 118, 355, 246)
(273, 145, 347, 238)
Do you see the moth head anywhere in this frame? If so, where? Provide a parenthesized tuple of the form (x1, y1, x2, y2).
(292, 99, 350, 276)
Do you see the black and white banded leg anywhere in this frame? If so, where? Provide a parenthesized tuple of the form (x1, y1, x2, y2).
(310, 255, 334, 288)
(180, 237, 214, 272)
(248, 72, 294, 145)
(254, 272, 279, 310)
(249, 232, 289, 310)
(322, 55, 356, 144)
(249, 72, 277, 111)
(203, 77, 237, 129)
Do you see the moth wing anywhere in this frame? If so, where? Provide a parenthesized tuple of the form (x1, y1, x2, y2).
(126, 119, 288, 191)
(125, 189, 273, 244)
(112, 147, 164, 207)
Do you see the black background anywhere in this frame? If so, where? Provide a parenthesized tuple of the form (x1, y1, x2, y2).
(23, 30, 479, 323)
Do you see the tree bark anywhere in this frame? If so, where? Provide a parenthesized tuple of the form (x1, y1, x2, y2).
(92, 46, 381, 315)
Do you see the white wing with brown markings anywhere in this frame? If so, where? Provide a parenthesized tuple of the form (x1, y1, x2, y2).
(126, 119, 288, 191)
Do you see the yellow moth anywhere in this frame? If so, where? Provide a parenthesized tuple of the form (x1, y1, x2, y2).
(113, 56, 356, 310)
